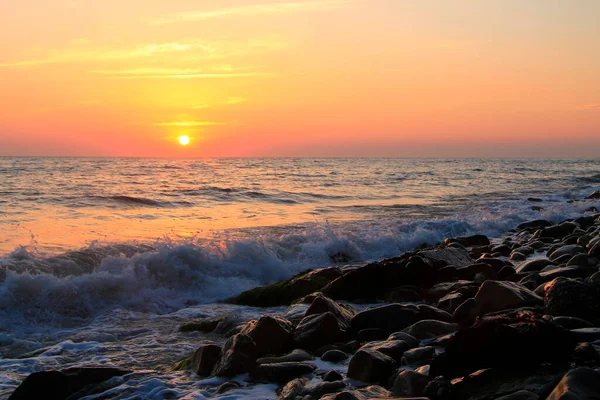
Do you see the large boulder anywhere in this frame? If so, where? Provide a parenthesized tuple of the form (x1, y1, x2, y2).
(305, 295, 355, 329)
(402, 320, 459, 339)
(350, 304, 419, 335)
(516, 259, 554, 274)
(320, 385, 393, 400)
(446, 235, 491, 247)
(359, 340, 410, 363)
(549, 245, 585, 261)
(419, 247, 473, 268)
(249, 362, 316, 383)
(240, 315, 293, 356)
(546, 367, 600, 399)
(474, 280, 543, 314)
(9, 368, 130, 400)
(401, 346, 436, 366)
(544, 278, 600, 324)
(347, 348, 397, 384)
(212, 334, 258, 377)
(293, 312, 343, 350)
(257, 349, 313, 364)
(191, 344, 222, 376)
(392, 369, 429, 397)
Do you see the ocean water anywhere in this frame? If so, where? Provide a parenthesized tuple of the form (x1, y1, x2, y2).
(1, 157, 600, 398)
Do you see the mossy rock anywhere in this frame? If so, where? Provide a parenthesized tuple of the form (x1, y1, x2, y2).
(170, 353, 193, 371)
(228, 267, 343, 307)
(179, 316, 223, 333)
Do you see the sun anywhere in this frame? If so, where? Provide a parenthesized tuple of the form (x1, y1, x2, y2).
(178, 135, 190, 146)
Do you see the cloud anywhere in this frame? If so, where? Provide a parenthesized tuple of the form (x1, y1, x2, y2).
(154, 121, 225, 127)
(94, 71, 259, 79)
(151, 0, 357, 24)
(0, 59, 59, 68)
(575, 103, 600, 110)
(130, 43, 197, 57)
(193, 97, 247, 109)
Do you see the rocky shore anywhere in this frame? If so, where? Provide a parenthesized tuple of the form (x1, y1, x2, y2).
(9, 191, 600, 400)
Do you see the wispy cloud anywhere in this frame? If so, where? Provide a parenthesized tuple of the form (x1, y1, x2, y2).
(193, 96, 247, 109)
(0, 59, 59, 68)
(151, 0, 357, 24)
(130, 43, 198, 57)
(154, 121, 225, 127)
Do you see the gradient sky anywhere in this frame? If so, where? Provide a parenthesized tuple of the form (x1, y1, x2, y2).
(0, 0, 599, 157)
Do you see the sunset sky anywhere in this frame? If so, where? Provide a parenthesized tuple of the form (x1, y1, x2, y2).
(0, 0, 598, 157)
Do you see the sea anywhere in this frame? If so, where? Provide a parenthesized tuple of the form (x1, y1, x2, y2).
(1, 157, 600, 399)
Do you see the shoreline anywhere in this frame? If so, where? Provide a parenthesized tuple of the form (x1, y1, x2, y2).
(7, 191, 600, 399)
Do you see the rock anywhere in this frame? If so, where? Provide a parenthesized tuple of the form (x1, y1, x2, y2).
(420, 247, 473, 267)
(515, 246, 535, 256)
(453, 298, 482, 325)
(429, 312, 574, 379)
(549, 245, 586, 261)
(424, 376, 455, 400)
(586, 191, 600, 200)
(539, 266, 596, 283)
(356, 328, 386, 343)
(570, 327, 600, 342)
(293, 312, 343, 350)
(446, 235, 491, 247)
(474, 280, 543, 314)
(416, 304, 453, 323)
(347, 348, 397, 384)
(494, 390, 539, 400)
(212, 334, 258, 377)
(230, 267, 343, 306)
(191, 344, 221, 376)
(517, 220, 553, 231)
(321, 349, 348, 363)
(401, 346, 436, 366)
(516, 259, 554, 273)
(510, 252, 528, 262)
(392, 369, 429, 397)
(305, 295, 355, 329)
(320, 385, 393, 400)
(438, 292, 468, 314)
(279, 378, 310, 400)
(8, 368, 130, 400)
(546, 367, 600, 399)
(384, 286, 423, 303)
(323, 370, 344, 382)
(402, 320, 459, 339)
(216, 381, 241, 394)
(544, 278, 600, 324)
(257, 349, 313, 364)
(350, 304, 419, 335)
(457, 263, 497, 281)
(498, 266, 517, 280)
(566, 253, 589, 267)
(240, 315, 293, 356)
(493, 244, 512, 257)
(589, 241, 600, 257)
(360, 340, 410, 363)
(249, 362, 316, 383)
(304, 381, 348, 399)
(426, 280, 477, 302)
(551, 316, 593, 330)
(179, 316, 222, 333)
(387, 332, 419, 348)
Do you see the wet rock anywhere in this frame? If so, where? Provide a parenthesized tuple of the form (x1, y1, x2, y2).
(544, 277, 600, 323)
(516, 259, 554, 273)
(586, 191, 600, 200)
(356, 328, 386, 343)
(320, 385, 393, 400)
(566, 253, 589, 267)
(391, 369, 428, 397)
(257, 349, 313, 364)
(323, 370, 344, 382)
(546, 367, 600, 399)
(517, 220, 553, 231)
(249, 362, 316, 383)
(347, 348, 397, 383)
(350, 303, 419, 335)
(9, 367, 130, 400)
(457, 263, 497, 281)
(191, 344, 221, 376)
(416, 304, 453, 323)
(539, 266, 596, 283)
(240, 315, 293, 356)
(453, 298, 482, 325)
(424, 376, 455, 400)
(387, 331, 419, 348)
(420, 247, 473, 268)
(304, 381, 348, 399)
(212, 333, 258, 377)
(474, 280, 543, 314)
(551, 316, 593, 330)
(494, 390, 539, 400)
(179, 316, 222, 333)
(360, 339, 410, 363)
(570, 327, 600, 342)
(492, 244, 512, 257)
(401, 346, 436, 366)
(510, 252, 528, 262)
(216, 381, 241, 394)
(305, 295, 355, 329)
(426, 281, 477, 302)
(321, 349, 348, 363)
(279, 378, 309, 400)
(549, 245, 586, 261)
(384, 286, 423, 302)
(293, 312, 344, 350)
(438, 292, 468, 313)
(446, 235, 491, 247)
(402, 319, 459, 339)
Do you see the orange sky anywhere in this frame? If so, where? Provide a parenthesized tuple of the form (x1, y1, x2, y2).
(0, 0, 599, 157)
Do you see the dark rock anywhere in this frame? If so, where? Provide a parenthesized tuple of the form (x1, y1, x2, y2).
(452, 298, 482, 325)
(191, 344, 221, 376)
(514, 246, 535, 256)
(387, 332, 419, 348)
(392, 369, 429, 397)
(9, 367, 130, 400)
(549, 245, 586, 261)
(320, 385, 393, 400)
(360, 340, 410, 363)
(539, 266, 596, 283)
(498, 266, 517, 280)
(457, 263, 497, 281)
(424, 376, 455, 400)
(323, 370, 344, 382)
(426, 280, 478, 302)
(384, 286, 423, 303)
(321, 349, 348, 363)
(257, 349, 313, 364)
(570, 328, 600, 342)
(420, 247, 473, 268)
(589, 240, 600, 257)
(279, 377, 309, 400)
(305, 381, 348, 399)
(401, 346, 436, 365)
(293, 312, 343, 350)
(347, 348, 397, 384)
(240, 315, 293, 356)
(516, 259, 554, 273)
(566, 253, 589, 267)
(212, 333, 258, 377)
(216, 381, 241, 394)
(494, 390, 539, 400)
(546, 367, 600, 399)
(416, 304, 453, 323)
(551, 316, 594, 330)
(249, 362, 316, 383)
(402, 320, 459, 339)
(446, 235, 490, 247)
(350, 304, 419, 335)
(586, 191, 600, 199)
(474, 280, 543, 314)
(179, 316, 222, 333)
(544, 278, 600, 323)
(305, 295, 355, 329)
(510, 252, 528, 262)
(517, 220, 552, 231)
(528, 198, 543, 203)
(437, 292, 468, 314)
(356, 328, 386, 343)
(429, 312, 575, 379)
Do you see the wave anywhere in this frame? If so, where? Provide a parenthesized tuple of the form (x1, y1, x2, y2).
(109, 195, 168, 207)
(577, 173, 600, 184)
(1, 196, 597, 330)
